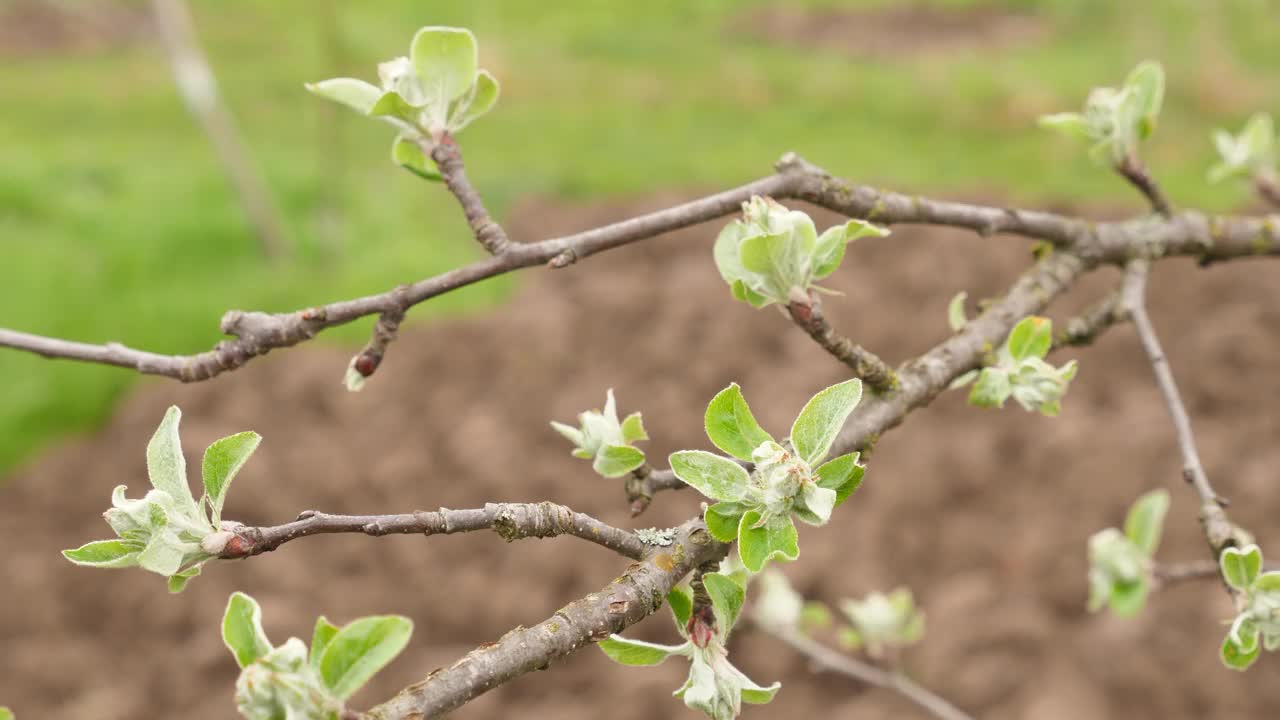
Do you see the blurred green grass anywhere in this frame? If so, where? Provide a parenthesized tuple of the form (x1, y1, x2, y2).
(2, 0, 1278, 474)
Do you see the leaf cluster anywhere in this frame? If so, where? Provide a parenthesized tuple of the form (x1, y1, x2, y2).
(951, 316, 1078, 416)
(1086, 489, 1169, 618)
(714, 196, 887, 309)
(1219, 544, 1280, 670)
(307, 27, 499, 179)
(599, 573, 778, 720)
(224, 592, 413, 719)
(1039, 61, 1164, 165)
(671, 381, 865, 573)
(551, 389, 649, 478)
(62, 406, 261, 592)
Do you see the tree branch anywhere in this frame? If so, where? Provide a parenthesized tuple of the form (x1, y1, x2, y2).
(832, 250, 1088, 454)
(757, 624, 973, 720)
(1121, 260, 1240, 555)
(787, 291, 897, 393)
(0, 170, 796, 381)
(3, 154, 1279, 381)
(361, 518, 724, 718)
(216, 502, 648, 561)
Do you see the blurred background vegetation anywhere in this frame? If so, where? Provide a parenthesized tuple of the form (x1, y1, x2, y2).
(1, 0, 1278, 477)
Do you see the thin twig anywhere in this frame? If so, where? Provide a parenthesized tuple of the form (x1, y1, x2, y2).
(1055, 290, 1124, 349)
(217, 502, 647, 561)
(1116, 154, 1174, 217)
(787, 291, 897, 393)
(1155, 560, 1280, 585)
(346, 285, 410, 385)
(360, 518, 724, 719)
(759, 625, 973, 720)
(1254, 173, 1280, 209)
(1121, 260, 1238, 554)
(430, 136, 512, 255)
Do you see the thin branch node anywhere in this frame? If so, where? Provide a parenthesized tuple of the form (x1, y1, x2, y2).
(548, 249, 577, 268)
(625, 465, 656, 516)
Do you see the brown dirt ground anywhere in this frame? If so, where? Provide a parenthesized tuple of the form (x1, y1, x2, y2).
(731, 4, 1048, 60)
(2, 192, 1279, 719)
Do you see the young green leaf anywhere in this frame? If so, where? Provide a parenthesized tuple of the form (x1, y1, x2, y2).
(1221, 545, 1263, 591)
(1255, 572, 1280, 592)
(814, 452, 864, 506)
(1039, 112, 1092, 140)
(1107, 579, 1149, 618)
(0, 707, 12, 720)
(667, 587, 693, 630)
(202, 431, 262, 524)
(704, 572, 745, 632)
(811, 219, 888, 280)
(593, 444, 646, 478)
(1125, 61, 1164, 138)
(62, 539, 141, 569)
(812, 225, 849, 281)
(368, 90, 418, 119)
(304, 78, 382, 115)
(1222, 633, 1262, 671)
(669, 450, 749, 502)
(136, 530, 188, 576)
(947, 291, 968, 332)
(319, 615, 414, 700)
(146, 406, 199, 520)
(223, 592, 273, 669)
(704, 502, 747, 543)
(969, 368, 1011, 408)
(310, 616, 340, 671)
(1123, 488, 1170, 556)
(410, 27, 478, 108)
(704, 383, 773, 461)
(790, 379, 863, 466)
(795, 483, 837, 526)
(391, 136, 443, 180)
(450, 69, 499, 131)
(948, 369, 980, 390)
(739, 231, 791, 276)
(621, 412, 648, 444)
(737, 511, 799, 573)
(1007, 317, 1052, 361)
(167, 565, 201, 594)
(741, 680, 783, 705)
(597, 636, 686, 666)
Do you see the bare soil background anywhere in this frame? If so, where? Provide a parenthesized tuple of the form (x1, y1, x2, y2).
(2, 194, 1279, 718)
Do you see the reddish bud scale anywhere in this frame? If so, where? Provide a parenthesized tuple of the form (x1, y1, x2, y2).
(687, 606, 716, 648)
(788, 301, 814, 324)
(222, 534, 252, 558)
(354, 353, 381, 377)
